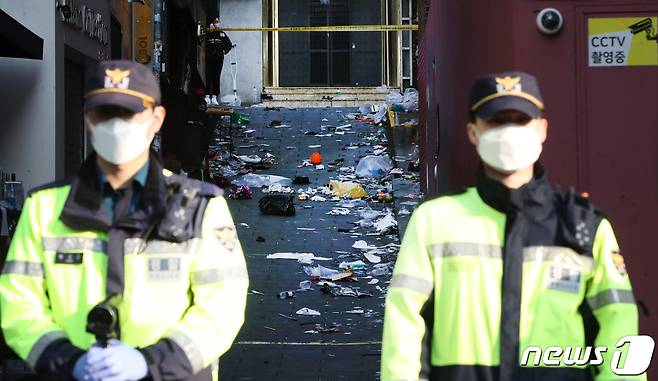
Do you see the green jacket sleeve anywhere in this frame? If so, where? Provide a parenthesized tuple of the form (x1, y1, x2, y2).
(587, 219, 645, 380)
(382, 204, 435, 381)
(141, 196, 249, 380)
(0, 195, 83, 376)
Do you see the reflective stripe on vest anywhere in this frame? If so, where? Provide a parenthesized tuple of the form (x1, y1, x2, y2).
(587, 288, 635, 310)
(191, 266, 248, 286)
(26, 330, 67, 368)
(42, 237, 106, 253)
(166, 330, 205, 374)
(124, 238, 196, 255)
(2, 261, 45, 277)
(430, 243, 592, 270)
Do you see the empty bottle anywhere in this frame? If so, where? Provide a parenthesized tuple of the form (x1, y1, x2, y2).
(252, 86, 259, 104)
(278, 290, 295, 299)
(368, 264, 390, 277)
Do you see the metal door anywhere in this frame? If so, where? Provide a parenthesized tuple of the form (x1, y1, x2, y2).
(576, 6, 658, 374)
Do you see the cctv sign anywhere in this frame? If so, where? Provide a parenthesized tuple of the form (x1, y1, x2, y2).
(588, 17, 658, 67)
(521, 335, 655, 376)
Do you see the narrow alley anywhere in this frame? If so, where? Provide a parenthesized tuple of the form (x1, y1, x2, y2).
(211, 107, 419, 380)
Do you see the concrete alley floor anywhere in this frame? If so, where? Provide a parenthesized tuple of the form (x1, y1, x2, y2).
(213, 107, 420, 381)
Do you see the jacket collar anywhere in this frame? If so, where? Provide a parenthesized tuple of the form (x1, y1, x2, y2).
(476, 162, 553, 215)
(60, 151, 167, 232)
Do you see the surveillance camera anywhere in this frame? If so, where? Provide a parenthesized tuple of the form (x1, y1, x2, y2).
(536, 8, 563, 35)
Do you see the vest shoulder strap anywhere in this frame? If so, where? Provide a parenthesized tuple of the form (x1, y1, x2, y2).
(553, 187, 607, 255)
(156, 175, 224, 242)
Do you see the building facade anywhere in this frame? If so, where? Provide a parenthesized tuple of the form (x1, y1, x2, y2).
(218, 0, 416, 103)
(0, 0, 120, 191)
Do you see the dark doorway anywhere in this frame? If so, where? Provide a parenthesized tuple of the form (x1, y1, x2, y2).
(64, 58, 85, 177)
(279, 0, 382, 87)
(110, 15, 122, 60)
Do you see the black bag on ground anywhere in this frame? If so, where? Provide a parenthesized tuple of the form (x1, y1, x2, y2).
(292, 176, 310, 185)
(259, 195, 295, 216)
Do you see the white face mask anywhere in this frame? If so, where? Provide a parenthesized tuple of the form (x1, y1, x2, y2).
(89, 117, 154, 165)
(474, 123, 543, 174)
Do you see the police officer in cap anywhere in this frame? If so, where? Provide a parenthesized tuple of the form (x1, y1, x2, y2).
(381, 72, 643, 381)
(0, 60, 249, 381)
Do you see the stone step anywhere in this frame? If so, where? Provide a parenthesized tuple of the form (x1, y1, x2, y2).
(263, 86, 397, 95)
(257, 100, 373, 108)
(262, 93, 390, 102)
(260, 86, 399, 108)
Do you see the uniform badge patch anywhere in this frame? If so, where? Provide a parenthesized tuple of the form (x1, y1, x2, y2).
(547, 265, 582, 294)
(612, 251, 627, 276)
(55, 252, 83, 265)
(215, 226, 237, 251)
(104, 68, 131, 89)
(147, 257, 181, 281)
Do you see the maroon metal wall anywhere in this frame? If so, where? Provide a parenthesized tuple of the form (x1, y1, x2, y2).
(418, 0, 658, 376)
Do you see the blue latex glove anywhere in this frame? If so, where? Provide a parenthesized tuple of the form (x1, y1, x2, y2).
(73, 347, 104, 381)
(87, 340, 148, 381)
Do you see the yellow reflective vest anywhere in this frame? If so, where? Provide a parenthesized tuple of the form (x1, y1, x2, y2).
(382, 167, 643, 381)
(0, 155, 248, 381)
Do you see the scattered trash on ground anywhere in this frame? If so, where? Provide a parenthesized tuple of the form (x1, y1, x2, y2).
(327, 208, 350, 216)
(233, 173, 292, 187)
(262, 184, 295, 194)
(296, 307, 321, 316)
(266, 252, 331, 264)
(329, 181, 367, 199)
(355, 155, 393, 178)
(228, 185, 253, 200)
(364, 252, 382, 264)
(210, 107, 423, 348)
(310, 151, 322, 165)
(321, 284, 373, 298)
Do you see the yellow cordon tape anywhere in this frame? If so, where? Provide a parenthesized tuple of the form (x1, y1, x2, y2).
(208, 25, 418, 32)
(236, 341, 382, 346)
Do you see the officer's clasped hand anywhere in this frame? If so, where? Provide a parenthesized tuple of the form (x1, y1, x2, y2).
(86, 339, 148, 381)
(73, 346, 103, 381)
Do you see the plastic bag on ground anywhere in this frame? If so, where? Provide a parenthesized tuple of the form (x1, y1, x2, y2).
(231, 112, 250, 125)
(304, 265, 339, 278)
(329, 181, 367, 199)
(373, 104, 388, 124)
(403, 87, 419, 103)
(296, 307, 321, 316)
(359, 103, 380, 115)
(385, 91, 404, 104)
(266, 252, 331, 263)
(336, 199, 367, 208)
(232, 173, 292, 187)
(221, 94, 242, 107)
(355, 155, 393, 178)
(374, 212, 398, 235)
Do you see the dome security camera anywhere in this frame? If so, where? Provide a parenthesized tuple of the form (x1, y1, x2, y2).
(536, 8, 564, 35)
